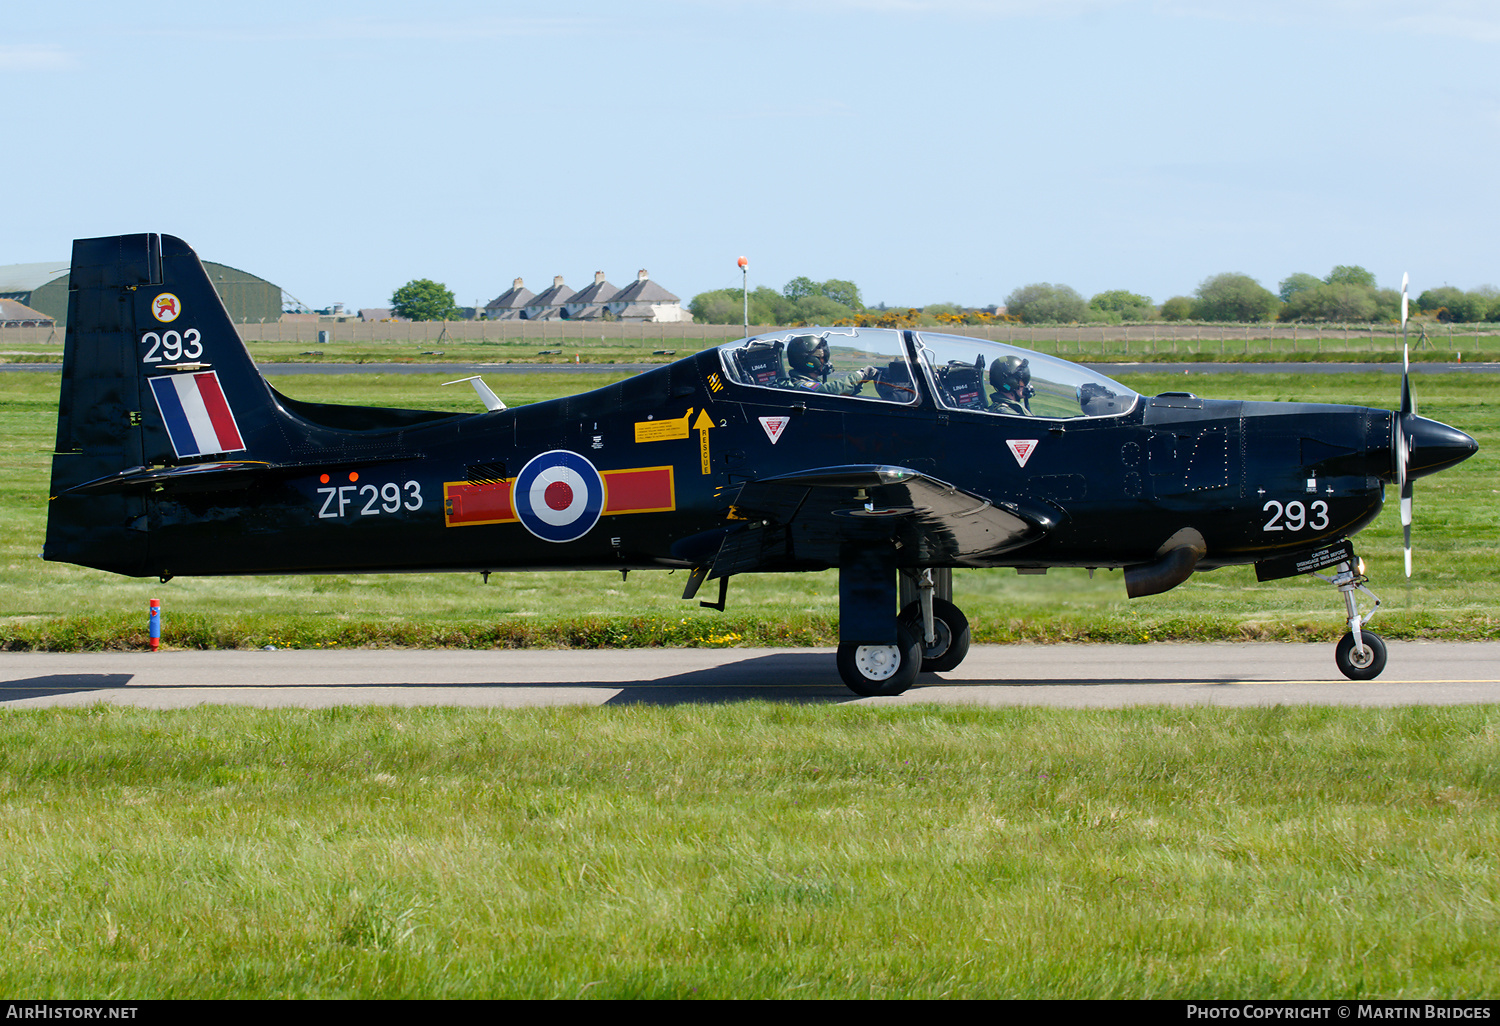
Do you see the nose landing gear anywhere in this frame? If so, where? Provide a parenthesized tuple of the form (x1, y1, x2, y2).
(1316, 559, 1387, 680)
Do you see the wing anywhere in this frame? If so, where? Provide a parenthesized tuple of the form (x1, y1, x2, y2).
(686, 464, 1056, 588)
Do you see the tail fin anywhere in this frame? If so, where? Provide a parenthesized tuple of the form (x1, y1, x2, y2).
(45, 233, 468, 578)
(44, 233, 294, 575)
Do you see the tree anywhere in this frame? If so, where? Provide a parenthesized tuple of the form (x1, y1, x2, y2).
(1278, 272, 1321, 303)
(1371, 288, 1403, 323)
(1089, 289, 1151, 312)
(790, 294, 855, 325)
(1326, 265, 1377, 288)
(391, 279, 458, 321)
(1089, 289, 1153, 322)
(820, 279, 862, 311)
(690, 286, 796, 325)
(1160, 296, 1195, 321)
(920, 302, 964, 320)
(783, 276, 862, 310)
(689, 289, 742, 325)
(782, 276, 819, 302)
(1192, 273, 1280, 322)
(1004, 283, 1087, 324)
(1280, 282, 1376, 322)
(1433, 290, 1490, 323)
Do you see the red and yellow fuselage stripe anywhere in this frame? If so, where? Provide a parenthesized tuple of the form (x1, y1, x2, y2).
(442, 465, 676, 528)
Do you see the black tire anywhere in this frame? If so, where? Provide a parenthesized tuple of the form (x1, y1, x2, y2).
(899, 598, 971, 673)
(1335, 630, 1388, 681)
(837, 621, 923, 697)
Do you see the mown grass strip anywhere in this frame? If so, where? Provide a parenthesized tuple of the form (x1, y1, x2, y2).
(1, 703, 1496, 999)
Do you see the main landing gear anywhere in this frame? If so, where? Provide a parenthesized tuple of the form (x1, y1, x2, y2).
(836, 567, 972, 697)
(1317, 559, 1387, 680)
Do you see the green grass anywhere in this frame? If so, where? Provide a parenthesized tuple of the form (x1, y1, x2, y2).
(2, 369, 1496, 651)
(1, 703, 1497, 998)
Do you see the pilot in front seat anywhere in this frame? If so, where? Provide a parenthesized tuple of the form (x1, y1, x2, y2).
(786, 335, 877, 396)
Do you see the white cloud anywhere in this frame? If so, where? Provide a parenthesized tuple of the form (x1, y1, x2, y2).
(0, 45, 75, 71)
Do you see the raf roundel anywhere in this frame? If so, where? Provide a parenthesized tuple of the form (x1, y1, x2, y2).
(513, 450, 605, 543)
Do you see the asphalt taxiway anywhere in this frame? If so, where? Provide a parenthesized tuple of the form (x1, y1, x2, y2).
(4, 643, 1497, 709)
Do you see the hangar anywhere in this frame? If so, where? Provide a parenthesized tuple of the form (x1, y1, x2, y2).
(0, 257, 283, 327)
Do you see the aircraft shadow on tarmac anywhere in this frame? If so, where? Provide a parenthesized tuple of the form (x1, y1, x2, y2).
(1, 655, 1272, 708)
(2, 674, 135, 703)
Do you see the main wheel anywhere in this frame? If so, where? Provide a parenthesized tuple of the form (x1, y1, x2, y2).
(1335, 630, 1387, 681)
(899, 598, 971, 673)
(837, 621, 923, 697)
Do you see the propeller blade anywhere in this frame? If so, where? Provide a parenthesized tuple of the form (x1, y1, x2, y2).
(1395, 410, 1408, 492)
(1401, 481, 1413, 578)
(1401, 342, 1415, 418)
(1397, 277, 1415, 577)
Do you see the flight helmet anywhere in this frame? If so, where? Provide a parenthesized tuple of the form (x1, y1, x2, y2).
(787, 335, 830, 380)
(990, 355, 1032, 397)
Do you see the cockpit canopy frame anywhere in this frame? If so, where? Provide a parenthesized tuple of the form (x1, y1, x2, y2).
(717, 327, 1139, 419)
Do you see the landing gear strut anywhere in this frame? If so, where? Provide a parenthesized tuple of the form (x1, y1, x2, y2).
(1317, 559, 1387, 680)
(834, 566, 973, 696)
(898, 569, 971, 673)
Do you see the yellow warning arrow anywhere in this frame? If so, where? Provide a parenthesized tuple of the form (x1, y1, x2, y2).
(694, 408, 714, 475)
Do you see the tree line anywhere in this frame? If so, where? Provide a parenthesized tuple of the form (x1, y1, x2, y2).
(389, 267, 1499, 326)
(689, 266, 1500, 327)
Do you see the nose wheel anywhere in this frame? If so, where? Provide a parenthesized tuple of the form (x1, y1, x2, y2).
(1316, 559, 1386, 681)
(1335, 630, 1387, 680)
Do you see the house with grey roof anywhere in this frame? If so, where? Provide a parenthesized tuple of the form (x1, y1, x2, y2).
(607, 270, 690, 323)
(564, 271, 620, 320)
(484, 278, 536, 320)
(484, 268, 690, 322)
(523, 276, 576, 321)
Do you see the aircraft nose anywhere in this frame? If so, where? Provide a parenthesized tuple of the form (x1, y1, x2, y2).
(1404, 415, 1478, 481)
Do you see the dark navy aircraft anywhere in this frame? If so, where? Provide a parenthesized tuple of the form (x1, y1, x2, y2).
(44, 234, 1478, 695)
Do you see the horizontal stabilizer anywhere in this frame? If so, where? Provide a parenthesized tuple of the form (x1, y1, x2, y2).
(59, 461, 272, 496)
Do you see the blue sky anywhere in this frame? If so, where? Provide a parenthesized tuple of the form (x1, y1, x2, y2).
(6, 1, 1499, 311)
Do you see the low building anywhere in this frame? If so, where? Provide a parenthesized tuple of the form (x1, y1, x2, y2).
(565, 271, 619, 320)
(0, 261, 70, 324)
(0, 297, 54, 327)
(0, 257, 282, 327)
(484, 278, 535, 321)
(608, 270, 690, 323)
(485, 267, 689, 322)
(523, 276, 575, 321)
